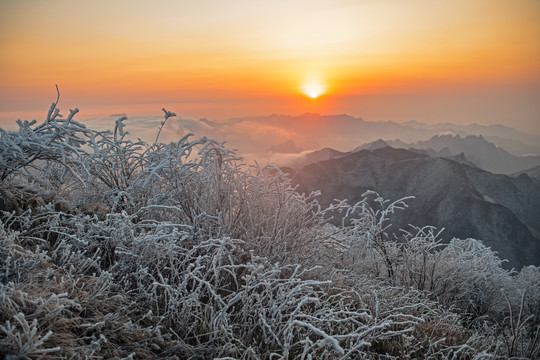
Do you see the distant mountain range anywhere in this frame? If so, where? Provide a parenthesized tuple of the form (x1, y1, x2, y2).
(287, 146, 540, 269)
(286, 147, 348, 169)
(266, 139, 304, 154)
(377, 134, 540, 174)
(182, 113, 540, 161)
(283, 134, 540, 175)
(400, 120, 540, 155)
(513, 165, 540, 182)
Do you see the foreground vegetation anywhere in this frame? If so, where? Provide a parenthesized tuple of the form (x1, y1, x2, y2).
(1, 100, 539, 359)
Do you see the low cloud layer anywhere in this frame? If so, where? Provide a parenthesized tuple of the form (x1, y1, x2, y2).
(75, 112, 540, 167)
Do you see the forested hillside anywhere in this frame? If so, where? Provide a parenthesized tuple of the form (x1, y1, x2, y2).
(1, 103, 539, 359)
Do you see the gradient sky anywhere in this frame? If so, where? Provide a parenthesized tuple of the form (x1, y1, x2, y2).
(1, 0, 539, 133)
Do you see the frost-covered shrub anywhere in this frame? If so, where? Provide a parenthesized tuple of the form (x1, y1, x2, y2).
(132, 145, 328, 264)
(515, 266, 540, 328)
(430, 238, 511, 324)
(0, 220, 46, 285)
(112, 231, 377, 358)
(327, 191, 540, 357)
(0, 221, 177, 359)
(2, 103, 539, 358)
(0, 96, 91, 185)
(350, 277, 487, 359)
(495, 266, 540, 358)
(331, 191, 414, 283)
(2, 208, 487, 359)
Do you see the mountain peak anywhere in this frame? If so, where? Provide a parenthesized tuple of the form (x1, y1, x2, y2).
(353, 139, 390, 152)
(267, 139, 303, 154)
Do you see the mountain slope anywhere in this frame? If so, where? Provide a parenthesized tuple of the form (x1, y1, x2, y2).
(385, 134, 540, 174)
(267, 139, 303, 154)
(292, 147, 540, 269)
(286, 147, 348, 169)
(512, 165, 540, 182)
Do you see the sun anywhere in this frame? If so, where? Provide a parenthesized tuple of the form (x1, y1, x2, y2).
(302, 81, 325, 99)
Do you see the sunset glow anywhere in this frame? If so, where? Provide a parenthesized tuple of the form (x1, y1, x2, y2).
(302, 81, 325, 99)
(0, 0, 539, 132)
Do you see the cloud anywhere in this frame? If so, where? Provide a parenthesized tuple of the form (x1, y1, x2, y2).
(67, 111, 540, 167)
(80, 113, 363, 159)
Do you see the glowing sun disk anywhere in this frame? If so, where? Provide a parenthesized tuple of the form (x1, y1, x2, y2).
(302, 82, 325, 98)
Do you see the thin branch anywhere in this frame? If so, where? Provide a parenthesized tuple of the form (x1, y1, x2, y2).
(155, 108, 176, 143)
(46, 84, 61, 122)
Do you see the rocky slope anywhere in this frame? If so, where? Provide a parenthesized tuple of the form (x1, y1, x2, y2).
(292, 147, 540, 269)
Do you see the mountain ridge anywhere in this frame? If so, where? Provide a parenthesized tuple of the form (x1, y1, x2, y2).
(379, 134, 540, 174)
(187, 113, 540, 161)
(291, 146, 540, 269)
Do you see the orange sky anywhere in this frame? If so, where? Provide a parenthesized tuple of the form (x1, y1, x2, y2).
(1, 0, 539, 132)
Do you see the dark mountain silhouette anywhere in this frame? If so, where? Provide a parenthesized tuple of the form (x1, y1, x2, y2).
(286, 147, 348, 169)
(512, 165, 540, 182)
(267, 139, 303, 154)
(353, 139, 391, 151)
(384, 134, 540, 174)
(291, 147, 540, 269)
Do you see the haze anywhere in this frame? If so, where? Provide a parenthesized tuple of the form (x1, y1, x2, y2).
(1, 0, 539, 135)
